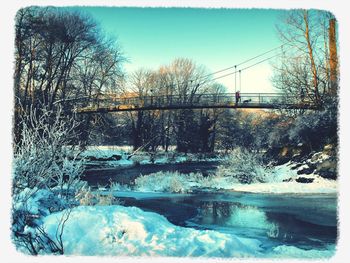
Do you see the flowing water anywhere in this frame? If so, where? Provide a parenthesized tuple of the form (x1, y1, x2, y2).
(83, 161, 219, 186)
(82, 162, 337, 254)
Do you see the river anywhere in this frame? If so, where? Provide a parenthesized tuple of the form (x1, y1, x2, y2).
(82, 161, 337, 254)
(83, 160, 220, 186)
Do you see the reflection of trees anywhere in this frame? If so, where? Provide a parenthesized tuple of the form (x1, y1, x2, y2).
(198, 201, 243, 225)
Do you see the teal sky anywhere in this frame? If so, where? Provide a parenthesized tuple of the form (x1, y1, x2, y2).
(71, 7, 287, 93)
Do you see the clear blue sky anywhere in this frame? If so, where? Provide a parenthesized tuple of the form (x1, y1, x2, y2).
(71, 7, 287, 93)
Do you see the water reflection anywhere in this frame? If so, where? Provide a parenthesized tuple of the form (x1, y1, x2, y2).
(187, 200, 337, 249)
(194, 201, 273, 230)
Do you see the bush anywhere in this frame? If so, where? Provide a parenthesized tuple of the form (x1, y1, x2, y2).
(134, 171, 204, 193)
(12, 106, 85, 254)
(75, 184, 124, 206)
(13, 106, 84, 198)
(216, 148, 272, 184)
(287, 104, 337, 151)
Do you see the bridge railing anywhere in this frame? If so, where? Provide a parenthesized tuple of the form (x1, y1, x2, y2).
(110, 93, 294, 106)
(71, 92, 305, 111)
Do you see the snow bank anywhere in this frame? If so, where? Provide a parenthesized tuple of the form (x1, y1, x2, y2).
(131, 166, 337, 194)
(82, 145, 132, 156)
(228, 160, 337, 194)
(41, 205, 335, 258)
(81, 146, 134, 168)
(42, 205, 263, 257)
(82, 146, 224, 169)
(230, 177, 337, 194)
(134, 171, 202, 193)
(13, 188, 65, 216)
(269, 244, 335, 258)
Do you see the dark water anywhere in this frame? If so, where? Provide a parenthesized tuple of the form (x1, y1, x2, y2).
(117, 191, 337, 251)
(82, 162, 337, 252)
(83, 161, 219, 186)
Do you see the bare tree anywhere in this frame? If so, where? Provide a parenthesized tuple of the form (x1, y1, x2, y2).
(125, 69, 155, 150)
(14, 7, 125, 146)
(121, 59, 225, 153)
(164, 58, 211, 152)
(274, 9, 336, 106)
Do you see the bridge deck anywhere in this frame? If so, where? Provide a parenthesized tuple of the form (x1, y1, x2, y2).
(73, 93, 316, 113)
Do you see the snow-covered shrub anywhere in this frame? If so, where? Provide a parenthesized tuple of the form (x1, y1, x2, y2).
(216, 148, 272, 184)
(134, 171, 203, 193)
(12, 186, 72, 255)
(109, 181, 131, 192)
(16, 208, 72, 255)
(96, 193, 115, 206)
(13, 188, 66, 217)
(75, 184, 125, 206)
(13, 106, 85, 198)
(12, 106, 86, 254)
(287, 105, 337, 151)
(75, 186, 96, 206)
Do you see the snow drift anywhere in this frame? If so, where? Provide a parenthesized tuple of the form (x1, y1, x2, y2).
(40, 205, 335, 258)
(42, 205, 263, 257)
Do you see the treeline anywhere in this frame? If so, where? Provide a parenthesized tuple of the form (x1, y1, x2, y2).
(90, 102, 337, 155)
(14, 7, 339, 156)
(85, 59, 277, 153)
(115, 60, 226, 153)
(13, 7, 229, 153)
(14, 7, 124, 145)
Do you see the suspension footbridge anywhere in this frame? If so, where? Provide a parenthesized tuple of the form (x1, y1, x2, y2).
(73, 93, 315, 113)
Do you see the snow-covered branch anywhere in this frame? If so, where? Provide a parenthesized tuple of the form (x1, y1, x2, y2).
(12, 105, 86, 254)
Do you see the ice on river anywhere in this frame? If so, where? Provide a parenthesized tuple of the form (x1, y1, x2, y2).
(41, 205, 335, 258)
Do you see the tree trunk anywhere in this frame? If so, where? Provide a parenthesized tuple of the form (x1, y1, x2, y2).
(303, 11, 320, 105)
(133, 111, 143, 150)
(329, 18, 338, 95)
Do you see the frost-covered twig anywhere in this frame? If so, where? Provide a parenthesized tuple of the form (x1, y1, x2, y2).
(12, 105, 86, 254)
(216, 148, 272, 184)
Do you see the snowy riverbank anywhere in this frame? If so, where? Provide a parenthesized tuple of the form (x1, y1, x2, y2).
(81, 146, 337, 195)
(102, 159, 337, 195)
(13, 147, 337, 258)
(40, 205, 335, 258)
(81, 145, 225, 169)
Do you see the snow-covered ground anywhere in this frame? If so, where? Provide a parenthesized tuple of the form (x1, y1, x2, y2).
(40, 205, 335, 258)
(82, 146, 337, 195)
(80, 146, 134, 168)
(81, 145, 225, 168)
(221, 160, 337, 194)
(13, 147, 337, 258)
(127, 161, 337, 194)
(230, 178, 337, 194)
